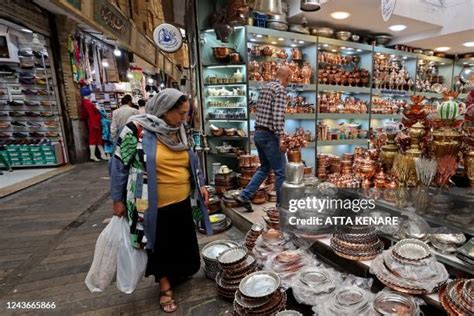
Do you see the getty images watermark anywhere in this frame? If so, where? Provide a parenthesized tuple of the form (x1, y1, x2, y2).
(285, 197, 400, 226)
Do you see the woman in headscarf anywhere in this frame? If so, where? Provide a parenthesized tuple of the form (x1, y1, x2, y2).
(109, 89, 212, 313)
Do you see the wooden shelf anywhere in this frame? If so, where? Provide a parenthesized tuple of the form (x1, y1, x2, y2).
(318, 84, 371, 94)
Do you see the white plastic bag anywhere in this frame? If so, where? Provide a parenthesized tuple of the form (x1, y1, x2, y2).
(85, 216, 123, 292)
(116, 218, 147, 294)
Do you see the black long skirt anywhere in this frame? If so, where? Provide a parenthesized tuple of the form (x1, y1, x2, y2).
(145, 197, 201, 283)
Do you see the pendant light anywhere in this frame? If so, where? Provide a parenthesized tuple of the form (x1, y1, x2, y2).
(253, 0, 283, 15)
(301, 0, 321, 12)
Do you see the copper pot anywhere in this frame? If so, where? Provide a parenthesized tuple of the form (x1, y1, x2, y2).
(229, 52, 241, 63)
(287, 150, 302, 162)
(212, 47, 235, 59)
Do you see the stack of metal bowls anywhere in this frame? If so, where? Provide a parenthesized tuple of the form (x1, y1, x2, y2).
(209, 213, 232, 233)
(331, 225, 383, 261)
(201, 240, 239, 280)
(439, 279, 474, 315)
(216, 246, 257, 299)
(245, 223, 264, 251)
(234, 271, 286, 315)
(429, 228, 466, 254)
(373, 290, 420, 316)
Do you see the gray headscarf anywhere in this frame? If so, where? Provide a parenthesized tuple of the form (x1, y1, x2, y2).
(128, 89, 188, 151)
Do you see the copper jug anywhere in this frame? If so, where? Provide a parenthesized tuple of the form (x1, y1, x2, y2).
(292, 48, 302, 61)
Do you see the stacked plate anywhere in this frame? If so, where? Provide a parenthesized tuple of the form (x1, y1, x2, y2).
(292, 268, 339, 306)
(275, 311, 302, 316)
(264, 206, 280, 230)
(268, 250, 307, 286)
(216, 246, 257, 299)
(331, 225, 383, 261)
(201, 240, 239, 280)
(370, 239, 449, 295)
(372, 290, 420, 316)
(429, 228, 466, 254)
(234, 271, 286, 315)
(439, 279, 474, 316)
(245, 223, 264, 251)
(456, 238, 474, 266)
(315, 286, 374, 315)
(209, 213, 232, 233)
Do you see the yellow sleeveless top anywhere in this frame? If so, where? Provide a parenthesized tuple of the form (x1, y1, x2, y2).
(156, 140, 191, 207)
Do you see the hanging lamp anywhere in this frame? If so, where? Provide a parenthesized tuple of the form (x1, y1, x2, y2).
(253, 0, 283, 15)
(300, 0, 321, 12)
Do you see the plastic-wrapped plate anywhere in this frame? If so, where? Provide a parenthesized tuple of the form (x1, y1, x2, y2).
(239, 271, 280, 298)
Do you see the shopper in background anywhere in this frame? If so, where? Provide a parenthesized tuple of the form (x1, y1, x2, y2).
(109, 88, 212, 313)
(236, 65, 291, 211)
(110, 94, 139, 141)
(138, 99, 146, 114)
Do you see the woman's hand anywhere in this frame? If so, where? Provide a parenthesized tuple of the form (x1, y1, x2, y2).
(200, 186, 209, 207)
(113, 201, 126, 217)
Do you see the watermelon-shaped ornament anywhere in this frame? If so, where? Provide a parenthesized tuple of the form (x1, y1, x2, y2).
(434, 91, 466, 121)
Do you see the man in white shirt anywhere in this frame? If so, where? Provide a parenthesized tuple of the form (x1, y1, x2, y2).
(111, 95, 139, 140)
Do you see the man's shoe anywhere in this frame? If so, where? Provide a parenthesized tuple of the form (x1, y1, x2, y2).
(235, 196, 253, 212)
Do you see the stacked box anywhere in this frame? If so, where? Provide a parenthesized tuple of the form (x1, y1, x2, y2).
(4, 144, 57, 166)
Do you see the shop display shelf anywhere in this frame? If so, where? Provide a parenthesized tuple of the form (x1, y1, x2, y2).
(318, 37, 373, 52)
(370, 114, 402, 119)
(208, 152, 239, 158)
(373, 46, 418, 59)
(207, 119, 248, 122)
(207, 106, 247, 109)
(205, 95, 246, 98)
(246, 26, 315, 45)
(204, 82, 246, 87)
(318, 84, 371, 94)
(249, 113, 315, 120)
(203, 63, 246, 68)
(249, 81, 316, 92)
(371, 88, 414, 97)
(415, 92, 445, 99)
(317, 139, 369, 146)
(318, 113, 369, 120)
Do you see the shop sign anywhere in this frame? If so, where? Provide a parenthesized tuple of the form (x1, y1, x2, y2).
(94, 0, 131, 42)
(153, 23, 183, 53)
(381, 0, 397, 22)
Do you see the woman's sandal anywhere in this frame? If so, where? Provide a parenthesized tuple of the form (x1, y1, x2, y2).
(160, 289, 177, 313)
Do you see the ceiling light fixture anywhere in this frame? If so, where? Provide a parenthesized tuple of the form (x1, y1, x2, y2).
(250, 38, 256, 42)
(435, 46, 450, 52)
(291, 44, 297, 47)
(330, 11, 351, 20)
(323, 44, 329, 47)
(298, 40, 304, 44)
(341, 47, 346, 50)
(21, 28, 32, 33)
(331, 49, 337, 52)
(300, 0, 321, 12)
(389, 25, 407, 32)
(440, 62, 445, 65)
(101, 58, 109, 67)
(347, 47, 354, 51)
(403, 56, 408, 60)
(278, 37, 284, 41)
(463, 41, 474, 47)
(271, 41, 277, 45)
(256, 34, 263, 38)
(356, 49, 362, 52)
(113, 46, 121, 57)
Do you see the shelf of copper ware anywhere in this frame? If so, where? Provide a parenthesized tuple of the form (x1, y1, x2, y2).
(337, 188, 474, 236)
(317, 113, 401, 120)
(317, 139, 369, 146)
(415, 92, 452, 99)
(204, 82, 247, 87)
(251, 142, 316, 150)
(249, 113, 315, 120)
(317, 84, 371, 94)
(208, 152, 239, 158)
(371, 88, 414, 97)
(206, 106, 247, 109)
(219, 202, 443, 309)
(377, 233, 474, 275)
(202, 63, 246, 68)
(208, 136, 248, 141)
(246, 25, 316, 44)
(249, 80, 317, 92)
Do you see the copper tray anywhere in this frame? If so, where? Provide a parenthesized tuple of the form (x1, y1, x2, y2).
(334, 249, 381, 261)
(439, 285, 466, 316)
(447, 279, 473, 314)
(331, 236, 382, 251)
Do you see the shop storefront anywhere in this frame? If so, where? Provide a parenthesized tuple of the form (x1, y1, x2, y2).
(192, 1, 473, 315)
(0, 2, 68, 180)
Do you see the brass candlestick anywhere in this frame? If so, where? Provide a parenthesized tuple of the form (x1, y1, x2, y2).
(405, 121, 426, 158)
